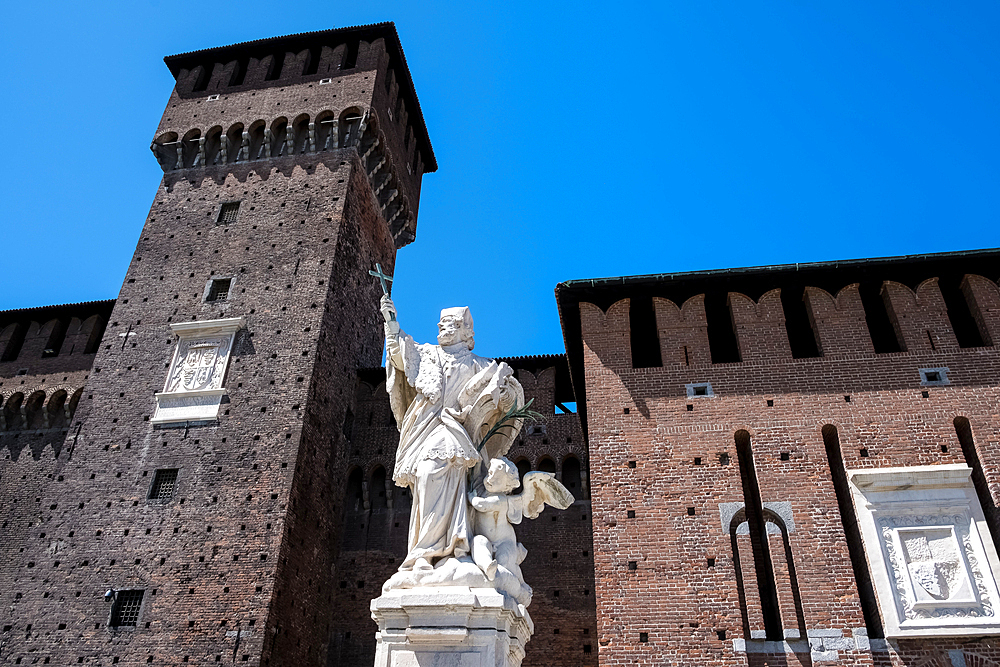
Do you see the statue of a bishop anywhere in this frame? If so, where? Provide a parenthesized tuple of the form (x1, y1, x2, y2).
(380, 295, 525, 578)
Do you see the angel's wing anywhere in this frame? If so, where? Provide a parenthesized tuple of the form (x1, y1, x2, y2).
(520, 472, 575, 519)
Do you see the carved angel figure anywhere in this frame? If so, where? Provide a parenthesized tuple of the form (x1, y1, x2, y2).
(468, 457, 575, 606)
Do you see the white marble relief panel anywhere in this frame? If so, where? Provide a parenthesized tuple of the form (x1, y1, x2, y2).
(151, 317, 243, 425)
(849, 464, 1000, 637)
(165, 337, 230, 392)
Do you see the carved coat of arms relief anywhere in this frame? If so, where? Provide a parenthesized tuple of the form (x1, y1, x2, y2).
(849, 465, 1000, 637)
(152, 317, 243, 425)
(166, 337, 230, 393)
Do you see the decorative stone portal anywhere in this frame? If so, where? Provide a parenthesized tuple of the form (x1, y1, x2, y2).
(151, 316, 243, 425)
(371, 587, 533, 667)
(848, 464, 1000, 638)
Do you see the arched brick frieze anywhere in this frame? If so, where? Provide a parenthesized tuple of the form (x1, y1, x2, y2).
(151, 132, 179, 170)
(204, 125, 224, 166)
(225, 123, 245, 163)
(67, 388, 83, 423)
(315, 110, 337, 151)
(23, 391, 46, 430)
(291, 114, 311, 155)
(43, 389, 70, 430)
(338, 107, 365, 148)
(267, 117, 288, 158)
(180, 128, 202, 169)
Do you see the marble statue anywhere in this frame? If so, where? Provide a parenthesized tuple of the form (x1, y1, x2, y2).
(377, 293, 573, 600)
(371, 286, 575, 667)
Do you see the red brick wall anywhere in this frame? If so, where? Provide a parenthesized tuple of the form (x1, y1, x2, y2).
(576, 273, 1000, 667)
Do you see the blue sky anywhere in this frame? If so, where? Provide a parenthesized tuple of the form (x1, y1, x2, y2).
(2, 2, 998, 358)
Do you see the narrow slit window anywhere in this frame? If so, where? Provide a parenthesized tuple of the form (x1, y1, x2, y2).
(109, 590, 144, 627)
(217, 202, 240, 224)
(823, 425, 884, 638)
(148, 469, 178, 501)
(734, 430, 783, 640)
(955, 417, 1000, 555)
(207, 278, 232, 303)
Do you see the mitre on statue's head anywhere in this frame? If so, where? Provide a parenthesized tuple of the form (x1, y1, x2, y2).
(439, 306, 475, 349)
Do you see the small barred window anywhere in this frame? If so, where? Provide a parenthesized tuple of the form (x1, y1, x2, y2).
(149, 469, 178, 501)
(217, 202, 240, 224)
(110, 590, 144, 627)
(207, 278, 232, 302)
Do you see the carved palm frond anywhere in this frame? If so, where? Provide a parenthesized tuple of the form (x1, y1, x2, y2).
(476, 398, 543, 454)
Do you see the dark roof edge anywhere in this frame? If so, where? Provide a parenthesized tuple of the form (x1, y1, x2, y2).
(496, 353, 566, 363)
(557, 247, 1000, 292)
(163, 22, 437, 173)
(0, 299, 116, 318)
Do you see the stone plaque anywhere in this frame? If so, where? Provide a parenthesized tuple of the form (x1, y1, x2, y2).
(151, 317, 244, 425)
(849, 464, 1000, 637)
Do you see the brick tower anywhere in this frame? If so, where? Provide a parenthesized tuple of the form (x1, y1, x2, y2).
(0, 23, 435, 666)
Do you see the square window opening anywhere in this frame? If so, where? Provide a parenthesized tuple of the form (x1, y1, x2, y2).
(109, 590, 144, 627)
(919, 367, 950, 386)
(217, 202, 240, 225)
(148, 469, 178, 502)
(206, 278, 232, 303)
(686, 382, 714, 398)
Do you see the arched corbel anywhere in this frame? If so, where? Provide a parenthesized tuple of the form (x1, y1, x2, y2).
(215, 135, 228, 165)
(263, 128, 273, 159)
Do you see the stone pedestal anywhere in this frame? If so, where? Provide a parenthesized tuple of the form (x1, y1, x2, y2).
(370, 587, 534, 667)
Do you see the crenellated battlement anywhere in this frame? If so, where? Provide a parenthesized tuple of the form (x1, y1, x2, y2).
(0, 301, 108, 441)
(560, 249, 1000, 374)
(151, 24, 433, 250)
(152, 107, 418, 247)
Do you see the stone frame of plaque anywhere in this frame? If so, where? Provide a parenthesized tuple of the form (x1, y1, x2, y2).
(151, 316, 244, 425)
(848, 464, 1000, 638)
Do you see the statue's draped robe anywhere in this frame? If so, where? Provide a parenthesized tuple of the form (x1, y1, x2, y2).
(387, 333, 495, 570)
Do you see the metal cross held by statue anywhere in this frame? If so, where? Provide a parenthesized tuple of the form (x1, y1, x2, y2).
(369, 263, 396, 321)
(369, 263, 393, 296)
